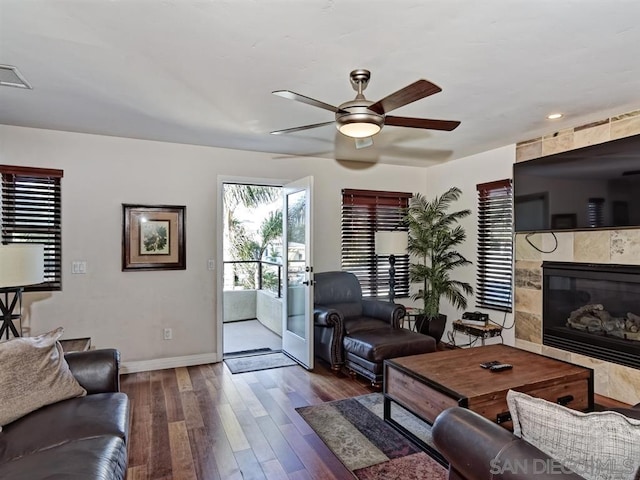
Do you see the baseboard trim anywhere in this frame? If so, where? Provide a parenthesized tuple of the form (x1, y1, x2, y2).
(121, 353, 221, 374)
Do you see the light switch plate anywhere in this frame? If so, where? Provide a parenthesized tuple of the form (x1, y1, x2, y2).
(71, 261, 87, 274)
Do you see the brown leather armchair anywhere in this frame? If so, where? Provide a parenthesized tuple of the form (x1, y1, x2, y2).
(314, 271, 437, 386)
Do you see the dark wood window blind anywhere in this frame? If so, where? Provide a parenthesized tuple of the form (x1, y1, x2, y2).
(1, 165, 63, 291)
(476, 179, 513, 312)
(341, 189, 411, 298)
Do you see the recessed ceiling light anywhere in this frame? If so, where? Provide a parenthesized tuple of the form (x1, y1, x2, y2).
(547, 113, 563, 120)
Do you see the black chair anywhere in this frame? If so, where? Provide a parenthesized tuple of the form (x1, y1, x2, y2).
(314, 271, 437, 386)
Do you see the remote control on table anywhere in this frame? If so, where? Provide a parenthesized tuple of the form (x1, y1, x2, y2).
(489, 363, 513, 372)
(480, 360, 501, 369)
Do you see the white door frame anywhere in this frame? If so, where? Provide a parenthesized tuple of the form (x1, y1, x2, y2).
(216, 175, 289, 361)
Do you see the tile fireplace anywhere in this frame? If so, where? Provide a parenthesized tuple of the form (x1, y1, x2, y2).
(543, 261, 640, 369)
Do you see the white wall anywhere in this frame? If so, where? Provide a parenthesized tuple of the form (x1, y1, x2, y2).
(422, 144, 517, 346)
(0, 125, 429, 370)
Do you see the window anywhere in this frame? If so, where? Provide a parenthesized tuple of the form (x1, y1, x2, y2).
(476, 179, 513, 311)
(1, 165, 63, 291)
(341, 189, 411, 298)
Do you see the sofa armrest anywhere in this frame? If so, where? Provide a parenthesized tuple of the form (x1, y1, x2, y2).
(314, 307, 345, 367)
(361, 300, 405, 328)
(607, 406, 640, 420)
(314, 306, 344, 329)
(433, 407, 585, 480)
(65, 348, 121, 394)
(495, 439, 586, 479)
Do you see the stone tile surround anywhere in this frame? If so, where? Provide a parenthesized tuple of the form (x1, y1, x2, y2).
(516, 110, 640, 163)
(514, 109, 640, 404)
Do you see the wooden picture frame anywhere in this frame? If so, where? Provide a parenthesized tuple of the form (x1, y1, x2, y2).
(122, 204, 186, 271)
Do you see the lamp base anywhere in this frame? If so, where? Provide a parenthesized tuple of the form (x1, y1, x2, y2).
(388, 254, 396, 303)
(0, 287, 23, 339)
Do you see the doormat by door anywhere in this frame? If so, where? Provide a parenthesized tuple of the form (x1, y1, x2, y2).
(224, 351, 297, 373)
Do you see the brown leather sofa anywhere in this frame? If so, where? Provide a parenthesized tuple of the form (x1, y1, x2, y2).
(432, 405, 640, 480)
(0, 349, 130, 480)
(314, 271, 437, 386)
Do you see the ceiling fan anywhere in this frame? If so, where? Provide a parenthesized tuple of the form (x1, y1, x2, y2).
(270, 69, 460, 148)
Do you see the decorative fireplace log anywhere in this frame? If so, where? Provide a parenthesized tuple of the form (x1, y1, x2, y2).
(568, 303, 603, 321)
(567, 304, 605, 331)
(567, 303, 640, 340)
(626, 312, 640, 332)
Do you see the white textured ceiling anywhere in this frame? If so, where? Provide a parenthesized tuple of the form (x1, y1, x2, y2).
(1, 0, 640, 167)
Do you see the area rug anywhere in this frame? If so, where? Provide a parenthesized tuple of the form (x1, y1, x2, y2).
(224, 351, 297, 373)
(296, 393, 447, 480)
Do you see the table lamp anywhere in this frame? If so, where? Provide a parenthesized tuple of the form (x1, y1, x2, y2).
(375, 231, 408, 303)
(0, 244, 45, 339)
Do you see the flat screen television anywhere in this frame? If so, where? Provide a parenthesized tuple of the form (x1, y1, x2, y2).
(513, 134, 640, 232)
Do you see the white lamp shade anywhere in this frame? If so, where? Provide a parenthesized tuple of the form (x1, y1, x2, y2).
(0, 244, 45, 288)
(375, 231, 408, 255)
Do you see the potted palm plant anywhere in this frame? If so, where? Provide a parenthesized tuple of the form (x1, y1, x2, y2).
(406, 186, 473, 342)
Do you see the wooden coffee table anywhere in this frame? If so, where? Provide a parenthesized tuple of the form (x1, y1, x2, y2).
(383, 344, 593, 449)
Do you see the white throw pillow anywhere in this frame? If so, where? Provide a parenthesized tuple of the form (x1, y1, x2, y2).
(507, 389, 640, 480)
(0, 327, 86, 430)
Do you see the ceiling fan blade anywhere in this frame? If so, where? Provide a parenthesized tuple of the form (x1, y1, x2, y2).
(368, 80, 442, 115)
(355, 137, 374, 149)
(385, 116, 461, 131)
(272, 90, 343, 114)
(270, 121, 335, 135)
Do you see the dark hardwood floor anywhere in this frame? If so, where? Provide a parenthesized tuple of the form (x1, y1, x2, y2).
(121, 354, 629, 479)
(121, 359, 372, 479)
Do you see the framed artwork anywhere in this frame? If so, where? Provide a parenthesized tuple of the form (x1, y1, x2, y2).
(122, 204, 186, 271)
(551, 213, 577, 230)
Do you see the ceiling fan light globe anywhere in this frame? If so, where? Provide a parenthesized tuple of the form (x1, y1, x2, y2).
(338, 122, 381, 138)
(335, 110, 384, 138)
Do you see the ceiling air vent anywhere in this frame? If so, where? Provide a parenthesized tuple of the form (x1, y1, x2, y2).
(0, 65, 32, 89)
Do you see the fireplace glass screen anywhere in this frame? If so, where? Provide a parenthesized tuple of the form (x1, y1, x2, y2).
(543, 261, 640, 369)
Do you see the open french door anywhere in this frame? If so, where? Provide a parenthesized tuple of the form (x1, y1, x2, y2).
(281, 176, 314, 369)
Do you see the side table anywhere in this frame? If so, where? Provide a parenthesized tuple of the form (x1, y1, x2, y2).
(402, 307, 422, 331)
(452, 320, 502, 346)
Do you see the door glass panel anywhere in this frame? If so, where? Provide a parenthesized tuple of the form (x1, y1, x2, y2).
(286, 189, 306, 337)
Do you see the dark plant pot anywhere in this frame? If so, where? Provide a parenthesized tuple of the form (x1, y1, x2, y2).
(416, 313, 447, 343)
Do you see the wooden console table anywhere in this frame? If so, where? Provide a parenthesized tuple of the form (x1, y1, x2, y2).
(452, 319, 503, 346)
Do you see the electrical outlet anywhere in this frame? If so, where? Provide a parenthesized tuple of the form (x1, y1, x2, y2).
(207, 259, 215, 271)
(163, 328, 172, 340)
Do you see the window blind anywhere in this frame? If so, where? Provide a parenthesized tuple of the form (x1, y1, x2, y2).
(1, 165, 64, 291)
(588, 197, 605, 228)
(476, 179, 513, 311)
(341, 189, 411, 298)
